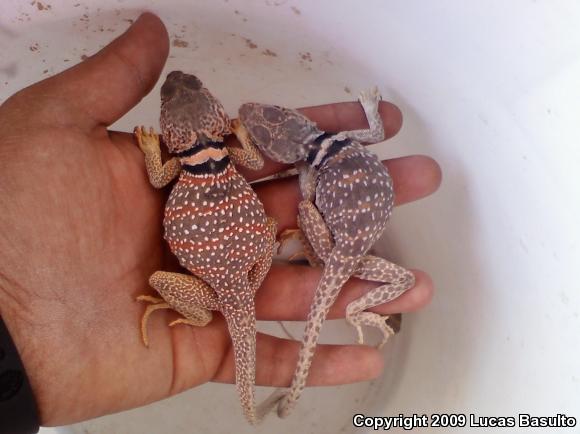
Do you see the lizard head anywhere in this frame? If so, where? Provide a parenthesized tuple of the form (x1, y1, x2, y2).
(238, 103, 323, 164)
(160, 71, 230, 154)
(160, 70, 203, 101)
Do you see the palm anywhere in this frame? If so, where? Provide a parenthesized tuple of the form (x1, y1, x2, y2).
(0, 126, 196, 423)
(0, 13, 439, 426)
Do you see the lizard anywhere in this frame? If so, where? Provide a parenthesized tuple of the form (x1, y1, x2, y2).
(133, 71, 277, 425)
(232, 87, 415, 418)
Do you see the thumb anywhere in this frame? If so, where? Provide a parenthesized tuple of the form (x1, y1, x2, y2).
(41, 12, 169, 128)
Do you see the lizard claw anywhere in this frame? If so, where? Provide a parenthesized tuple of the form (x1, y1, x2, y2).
(134, 125, 160, 154)
(346, 311, 396, 349)
(136, 294, 171, 348)
(377, 322, 396, 350)
(169, 316, 212, 327)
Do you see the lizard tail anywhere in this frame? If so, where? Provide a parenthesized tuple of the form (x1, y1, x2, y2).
(223, 304, 261, 425)
(269, 251, 359, 419)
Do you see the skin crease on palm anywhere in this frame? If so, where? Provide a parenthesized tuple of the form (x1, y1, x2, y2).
(0, 12, 441, 427)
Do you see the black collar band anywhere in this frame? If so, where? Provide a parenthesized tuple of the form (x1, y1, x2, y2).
(306, 132, 333, 165)
(182, 156, 230, 175)
(307, 133, 351, 168)
(174, 139, 225, 158)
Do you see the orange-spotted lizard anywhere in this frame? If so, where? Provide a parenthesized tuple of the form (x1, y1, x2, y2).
(233, 87, 415, 418)
(134, 71, 277, 424)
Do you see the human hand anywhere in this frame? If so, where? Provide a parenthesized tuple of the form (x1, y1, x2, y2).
(0, 13, 440, 426)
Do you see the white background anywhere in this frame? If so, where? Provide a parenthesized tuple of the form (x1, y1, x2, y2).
(1, 1, 579, 433)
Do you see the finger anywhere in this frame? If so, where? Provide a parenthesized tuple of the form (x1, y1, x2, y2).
(32, 13, 169, 128)
(233, 100, 403, 180)
(213, 332, 384, 386)
(253, 155, 442, 231)
(254, 264, 433, 320)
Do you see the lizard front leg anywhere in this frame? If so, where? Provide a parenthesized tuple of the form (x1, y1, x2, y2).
(134, 126, 181, 188)
(137, 271, 220, 347)
(340, 87, 385, 144)
(228, 118, 264, 170)
(345, 257, 414, 348)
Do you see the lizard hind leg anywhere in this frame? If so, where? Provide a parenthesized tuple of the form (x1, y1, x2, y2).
(248, 216, 278, 293)
(296, 200, 334, 264)
(287, 203, 408, 347)
(136, 271, 220, 347)
(278, 200, 333, 266)
(345, 256, 414, 349)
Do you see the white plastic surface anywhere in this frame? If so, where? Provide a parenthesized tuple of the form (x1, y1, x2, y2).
(1, 1, 579, 433)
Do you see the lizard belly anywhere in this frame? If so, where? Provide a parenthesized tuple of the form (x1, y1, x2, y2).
(162, 165, 269, 289)
(315, 147, 394, 253)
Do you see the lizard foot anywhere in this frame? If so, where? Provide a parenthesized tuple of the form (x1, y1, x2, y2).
(134, 125, 160, 154)
(278, 228, 322, 266)
(278, 228, 304, 257)
(278, 228, 302, 246)
(346, 311, 396, 349)
(136, 294, 172, 347)
(137, 295, 211, 345)
(358, 86, 382, 111)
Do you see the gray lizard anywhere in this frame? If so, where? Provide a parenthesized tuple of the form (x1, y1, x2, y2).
(134, 71, 277, 424)
(232, 87, 415, 418)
